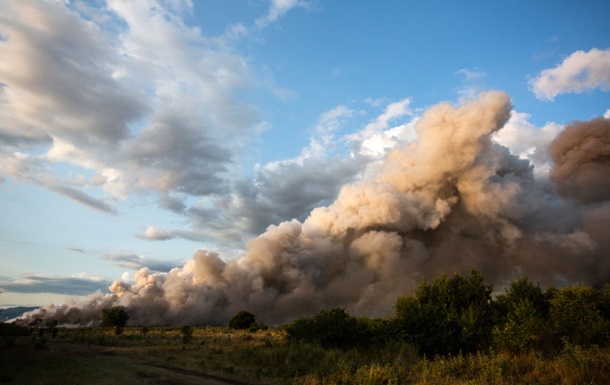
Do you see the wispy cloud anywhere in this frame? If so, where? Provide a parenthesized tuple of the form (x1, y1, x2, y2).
(103, 253, 183, 272)
(256, 0, 312, 28)
(0, 274, 111, 295)
(51, 186, 117, 214)
(457, 68, 487, 82)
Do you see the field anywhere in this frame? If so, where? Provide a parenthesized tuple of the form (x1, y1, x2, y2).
(2, 325, 610, 385)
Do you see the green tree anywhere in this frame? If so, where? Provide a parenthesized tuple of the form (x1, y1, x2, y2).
(228, 311, 256, 330)
(495, 276, 549, 319)
(100, 306, 129, 335)
(394, 268, 494, 356)
(550, 284, 610, 347)
(493, 277, 555, 353)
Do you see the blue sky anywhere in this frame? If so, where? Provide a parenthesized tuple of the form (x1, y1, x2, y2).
(1, 0, 609, 308)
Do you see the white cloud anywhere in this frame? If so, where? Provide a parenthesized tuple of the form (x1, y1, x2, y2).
(0, 0, 258, 212)
(493, 111, 562, 177)
(348, 98, 415, 157)
(530, 48, 610, 100)
(179, 99, 420, 248)
(605, 109, 610, 119)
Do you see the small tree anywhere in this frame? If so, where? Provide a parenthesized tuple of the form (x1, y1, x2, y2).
(180, 325, 192, 344)
(100, 306, 129, 335)
(228, 311, 256, 330)
(550, 284, 610, 347)
(493, 277, 555, 353)
(394, 268, 494, 356)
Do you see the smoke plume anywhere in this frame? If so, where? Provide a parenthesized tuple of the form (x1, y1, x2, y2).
(21, 91, 610, 326)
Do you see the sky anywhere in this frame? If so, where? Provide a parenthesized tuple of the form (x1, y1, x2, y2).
(0, 0, 609, 311)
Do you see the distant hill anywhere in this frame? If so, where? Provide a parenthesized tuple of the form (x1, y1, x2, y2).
(0, 307, 38, 322)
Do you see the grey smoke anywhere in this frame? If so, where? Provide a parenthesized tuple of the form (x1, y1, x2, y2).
(20, 91, 610, 326)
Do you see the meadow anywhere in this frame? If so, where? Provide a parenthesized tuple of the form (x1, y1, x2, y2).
(1, 323, 610, 385)
(3, 271, 610, 384)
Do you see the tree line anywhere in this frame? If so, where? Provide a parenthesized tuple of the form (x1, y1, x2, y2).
(285, 269, 610, 356)
(97, 268, 610, 356)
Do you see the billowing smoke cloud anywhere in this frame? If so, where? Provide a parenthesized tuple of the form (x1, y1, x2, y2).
(21, 91, 610, 326)
(550, 117, 610, 204)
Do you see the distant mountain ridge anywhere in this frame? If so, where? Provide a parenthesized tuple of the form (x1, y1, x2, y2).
(0, 307, 38, 322)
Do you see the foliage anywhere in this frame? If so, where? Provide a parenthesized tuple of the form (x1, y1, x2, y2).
(228, 310, 257, 329)
(549, 284, 610, 346)
(180, 325, 192, 344)
(286, 308, 371, 350)
(45, 318, 59, 329)
(493, 276, 556, 353)
(394, 268, 494, 356)
(494, 276, 550, 319)
(100, 306, 129, 334)
(4, 323, 610, 385)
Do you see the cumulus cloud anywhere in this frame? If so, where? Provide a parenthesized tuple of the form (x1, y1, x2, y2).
(20, 91, 610, 327)
(530, 48, 610, 100)
(0, 0, 257, 214)
(2, 0, 419, 256)
(179, 99, 418, 248)
(492, 111, 562, 177)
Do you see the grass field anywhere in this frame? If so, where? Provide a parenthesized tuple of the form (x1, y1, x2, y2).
(1, 325, 610, 384)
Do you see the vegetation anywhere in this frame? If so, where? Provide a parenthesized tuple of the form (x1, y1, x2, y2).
(100, 305, 129, 335)
(2, 270, 610, 384)
(393, 268, 494, 356)
(229, 310, 257, 330)
(286, 308, 371, 349)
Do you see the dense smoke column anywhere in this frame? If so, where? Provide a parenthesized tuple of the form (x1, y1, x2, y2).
(550, 117, 610, 204)
(20, 92, 610, 326)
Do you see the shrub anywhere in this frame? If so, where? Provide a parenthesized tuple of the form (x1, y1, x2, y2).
(180, 325, 192, 344)
(229, 311, 256, 330)
(285, 308, 371, 350)
(493, 277, 555, 353)
(44, 318, 59, 329)
(394, 268, 494, 356)
(550, 284, 610, 347)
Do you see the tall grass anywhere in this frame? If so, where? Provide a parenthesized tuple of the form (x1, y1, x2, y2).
(2, 325, 610, 384)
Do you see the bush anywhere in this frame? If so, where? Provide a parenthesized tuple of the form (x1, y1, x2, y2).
(394, 268, 494, 356)
(285, 308, 371, 350)
(100, 306, 129, 335)
(493, 277, 555, 353)
(229, 311, 256, 330)
(180, 325, 192, 344)
(550, 284, 610, 347)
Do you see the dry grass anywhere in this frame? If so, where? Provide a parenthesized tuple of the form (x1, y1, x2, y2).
(2, 326, 610, 385)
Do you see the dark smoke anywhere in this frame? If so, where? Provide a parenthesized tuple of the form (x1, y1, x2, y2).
(20, 91, 610, 326)
(550, 117, 610, 204)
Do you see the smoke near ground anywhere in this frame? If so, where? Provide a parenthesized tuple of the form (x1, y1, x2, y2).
(20, 91, 610, 326)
